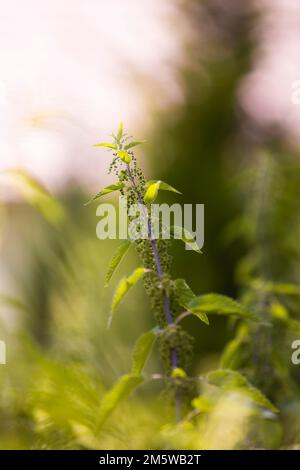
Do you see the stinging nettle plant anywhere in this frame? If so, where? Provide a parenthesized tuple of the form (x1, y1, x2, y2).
(88, 122, 267, 426)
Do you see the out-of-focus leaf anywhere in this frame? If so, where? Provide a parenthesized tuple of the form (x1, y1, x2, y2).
(250, 279, 300, 296)
(109, 267, 147, 325)
(85, 183, 124, 205)
(286, 319, 300, 333)
(70, 422, 99, 449)
(269, 302, 300, 332)
(144, 180, 181, 204)
(2, 169, 65, 226)
(206, 369, 278, 413)
(117, 150, 131, 164)
(125, 140, 146, 150)
(117, 121, 123, 140)
(170, 226, 202, 253)
(131, 328, 158, 374)
(220, 324, 250, 369)
(270, 302, 289, 321)
(173, 279, 209, 325)
(93, 142, 117, 149)
(97, 374, 144, 430)
(105, 241, 131, 287)
(192, 395, 214, 413)
(187, 293, 258, 320)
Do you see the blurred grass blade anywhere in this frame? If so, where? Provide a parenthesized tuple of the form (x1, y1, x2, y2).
(85, 182, 124, 205)
(2, 169, 65, 226)
(173, 279, 209, 325)
(131, 328, 158, 375)
(0, 293, 29, 313)
(105, 241, 131, 287)
(109, 267, 147, 326)
(97, 374, 144, 431)
(188, 293, 258, 320)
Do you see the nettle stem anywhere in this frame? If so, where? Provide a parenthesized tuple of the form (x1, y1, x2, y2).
(126, 164, 178, 369)
(126, 163, 180, 420)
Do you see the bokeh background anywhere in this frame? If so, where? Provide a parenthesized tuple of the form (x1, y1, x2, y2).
(1, 0, 300, 449)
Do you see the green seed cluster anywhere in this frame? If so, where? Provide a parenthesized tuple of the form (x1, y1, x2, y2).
(108, 155, 122, 176)
(158, 325, 194, 374)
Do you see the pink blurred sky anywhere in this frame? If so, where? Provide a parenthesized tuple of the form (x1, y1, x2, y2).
(239, 0, 300, 147)
(1, 0, 300, 197)
(0, 0, 191, 193)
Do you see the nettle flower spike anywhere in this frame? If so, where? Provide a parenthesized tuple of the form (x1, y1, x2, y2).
(93, 121, 146, 164)
(87, 123, 266, 428)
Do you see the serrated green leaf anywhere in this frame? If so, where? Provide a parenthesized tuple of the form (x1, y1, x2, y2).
(117, 121, 123, 140)
(109, 267, 147, 325)
(155, 180, 181, 194)
(187, 293, 258, 320)
(97, 374, 144, 430)
(93, 142, 117, 149)
(3, 169, 65, 225)
(85, 183, 124, 205)
(171, 225, 202, 253)
(173, 279, 195, 305)
(117, 150, 131, 164)
(105, 241, 131, 287)
(173, 279, 209, 325)
(206, 369, 278, 413)
(144, 180, 181, 204)
(131, 328, 158, 374)
(125, 140, 146, 150)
